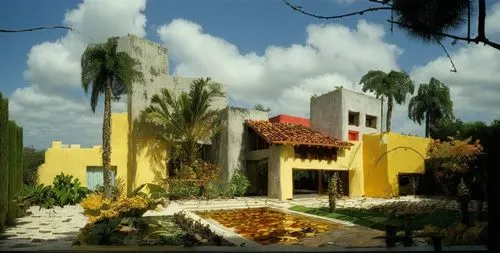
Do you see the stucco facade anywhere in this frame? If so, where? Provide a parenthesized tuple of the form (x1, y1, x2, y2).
(38, 35, 431, 200)
(363, 132, 430, 198)
(311, 88, 382, 141)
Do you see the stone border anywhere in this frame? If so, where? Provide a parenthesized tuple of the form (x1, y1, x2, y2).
(182, 210, 259, 247)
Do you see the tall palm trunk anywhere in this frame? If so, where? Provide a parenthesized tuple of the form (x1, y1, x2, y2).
(102, 84, 112, 198)
(386, 96, 393, 132)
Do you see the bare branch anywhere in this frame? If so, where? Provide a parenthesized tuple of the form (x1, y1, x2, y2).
(434, 35, 457, 73)
(0, 26, 75, 33)
(282, 0, 391, 20)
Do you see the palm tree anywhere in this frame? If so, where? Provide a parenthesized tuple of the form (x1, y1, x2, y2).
(359, 70, 415, 132)
(142, 78, 224, 172)
(81, 37, 143, 198)
(408, 77, 453, 138)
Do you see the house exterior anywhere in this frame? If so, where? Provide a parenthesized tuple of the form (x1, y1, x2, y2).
(311, 88, 382, 141)
(38, 35, 431, 199)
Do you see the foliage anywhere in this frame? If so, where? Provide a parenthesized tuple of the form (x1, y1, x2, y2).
(132, 183, 168, 202)
(290, 205, 462, 232)
(368, 201, 439, 218)
(254, 104, 271, 113)
(16, 184, 55, 210)
(427, 137, 483, 196)
(22, 147, 44, 186)
(94, 177, 126, 201)
(392, 0, 469, 43)
(359, 70, 414, 132)
(81, 37, 144, 198)
(328, 174, 338, 213)
(408, 77, 453, 137)
(6, 120, 23, 224)
(141, 77, 224, 170)
(227, 170, 250, 197)
(77, 216, 188, 246)
(52, 173, 88, 205)
(168, 180, 201, 200)
(80, 192, 159, 224)
(173, 211, 233, 246)
(16, 173, 89, 210)
(441, 222, 487, 245)
(0, 94, 8, 229)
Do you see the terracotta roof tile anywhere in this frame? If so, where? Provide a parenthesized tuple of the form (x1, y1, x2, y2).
(245, 120, 353, 148)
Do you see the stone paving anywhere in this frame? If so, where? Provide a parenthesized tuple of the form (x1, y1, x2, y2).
(0, 195, 486, 251)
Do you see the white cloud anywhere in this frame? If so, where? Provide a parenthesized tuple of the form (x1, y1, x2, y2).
(158, 19, 401, 119)
(408, 4, 500, 126)
(9, 0, 146, 148)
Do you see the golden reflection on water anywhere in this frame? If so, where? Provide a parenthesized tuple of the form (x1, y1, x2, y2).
(196, 207, 342, 245)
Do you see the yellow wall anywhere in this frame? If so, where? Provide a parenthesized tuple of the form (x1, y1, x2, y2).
(362, 133, 430, 198)
(38, 142, 102, 186)
(275, 142, 363, 200)
(130, 118, 168, 192)
(385, 133, 430, 197)
(38, 113, 129, 189)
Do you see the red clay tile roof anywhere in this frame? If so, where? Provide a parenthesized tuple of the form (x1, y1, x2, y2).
(245, 120, 353, 148)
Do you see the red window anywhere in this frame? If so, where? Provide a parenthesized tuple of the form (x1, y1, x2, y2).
(348, 130, 359, 141)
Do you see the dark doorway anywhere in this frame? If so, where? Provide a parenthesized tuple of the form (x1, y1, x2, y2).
(398, 173, 421, 196)
(293, 170, 349, 196)
(246, 159, 268, 196)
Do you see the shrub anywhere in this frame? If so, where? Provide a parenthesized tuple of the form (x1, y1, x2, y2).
(52, 173, 88, 206)
(442, 222, 487, 245)
(16, 184, 55, 210)
(227, 170, 249, 197)
(80, 192, 157, 224)
(328, 174, 338, 213)
(93, 177, 126, 201)
(16, 173, 89, 210)
(168, 180, 200, 200)
(173, 211, 232, 246)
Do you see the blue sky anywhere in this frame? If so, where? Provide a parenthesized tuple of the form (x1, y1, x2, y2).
(1, 0, 500, 148)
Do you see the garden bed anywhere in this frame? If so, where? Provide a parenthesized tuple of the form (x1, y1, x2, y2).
(76, 215, 233, 247)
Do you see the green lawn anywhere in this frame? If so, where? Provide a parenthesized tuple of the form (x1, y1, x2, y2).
(290, 205, 468, 231)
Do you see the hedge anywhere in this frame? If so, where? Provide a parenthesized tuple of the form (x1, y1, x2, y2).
(0, 94, 8, 229)
(0, 92, 24, 229)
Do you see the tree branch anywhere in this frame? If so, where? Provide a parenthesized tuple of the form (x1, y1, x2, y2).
(282, 0, 391, 20)
(0, 25, 75, 33)
(388, 20, 500, 51)
(434, 35, 457, 73)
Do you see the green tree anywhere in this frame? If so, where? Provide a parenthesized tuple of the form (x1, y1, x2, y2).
(359, 70, 414, 132)
(254, 104, 271, 113)
(81, 37, 143, 198)
(408, 78, 453, 138)
(23, 147, 45, 186)
(142, 78, 224, 170)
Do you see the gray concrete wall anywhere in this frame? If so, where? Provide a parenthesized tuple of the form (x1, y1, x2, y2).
(310, 88, 381, 140)
(216, 107, 268, 182)
(341, 89, 381, 140)
(310, 89, 343, 139)
(116, 34, 228, 124)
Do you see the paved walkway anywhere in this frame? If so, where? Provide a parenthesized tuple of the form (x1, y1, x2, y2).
(0, 196, 483, 251)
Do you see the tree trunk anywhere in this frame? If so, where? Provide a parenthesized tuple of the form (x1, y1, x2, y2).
(102, 85, 112, 199)
(425, 111, 430, 138)
(459, 201, 470, 227)
(386, 96, 393, 132)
